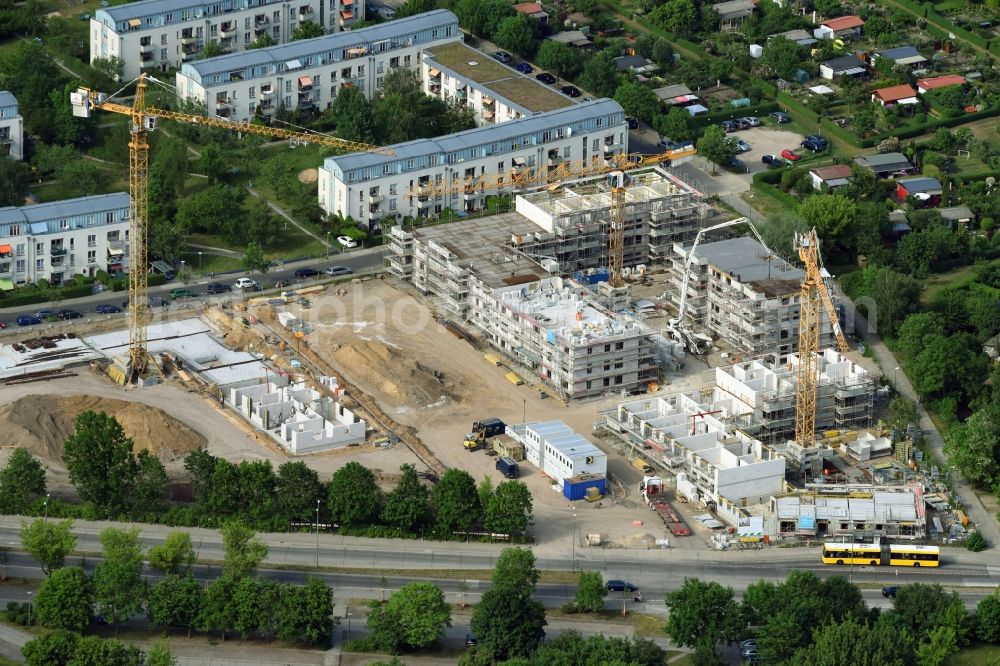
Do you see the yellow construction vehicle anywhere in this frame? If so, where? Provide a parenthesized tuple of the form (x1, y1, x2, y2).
(463, 417, 506, 451)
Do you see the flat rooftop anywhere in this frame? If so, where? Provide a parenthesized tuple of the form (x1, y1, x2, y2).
(696, 236, 804, 292)
(426, 42, 572, 113)
(413, 211, 548, 289)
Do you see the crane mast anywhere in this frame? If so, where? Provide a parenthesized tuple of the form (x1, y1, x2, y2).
(71, 74, 390, 382)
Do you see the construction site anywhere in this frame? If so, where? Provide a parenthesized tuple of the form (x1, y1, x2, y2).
(0, 76, 973, 557)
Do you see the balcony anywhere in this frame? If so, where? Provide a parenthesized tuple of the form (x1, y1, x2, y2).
(50, 247, 67, 257)
(140, 50, 154, 62)
(368, 193, 382, 204)
(260, 86, 274, 97)
(181, 34, 196, 45)
(297, 75, 313, 90)
(298, 5, 314, 21)
(482, 95, 495, 108)
(215, 97, 232, 108)
(139, 41, 154, 53)
(220, 22, 236, 37)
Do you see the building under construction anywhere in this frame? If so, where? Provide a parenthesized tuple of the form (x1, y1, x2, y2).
(666, 236, 837, 361)
(715, 349, 875, 445)
(386, 166, 707, 318)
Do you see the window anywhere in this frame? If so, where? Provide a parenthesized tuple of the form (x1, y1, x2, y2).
(59, 220, 68, 230)
(160, 48, 167, 60)
(15, 243, 23, 256)
(249, 86, 256, 99)
(87, 250, 96, 263)
(35, 258, 44, 272)
(285, 80, 292, 92)
(160, 34, 167, 45)
(87, 234, 96, 247)
(35, 242, 43, 256)
(389, 184, 397, 195)
(389, 198, 397, 211)
(15, 260, 24, 273)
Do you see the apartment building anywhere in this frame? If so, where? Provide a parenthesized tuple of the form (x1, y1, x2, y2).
(0, 92, 23, 161)
(421, 42, 572, 126)
(0, 193, 131, 287)
(176, 10, 460, 122)
(318, 98, 628, 228)
(667, 235, 834, 360)
(716, 349, 874, 444)
(91, 0, 363, 80)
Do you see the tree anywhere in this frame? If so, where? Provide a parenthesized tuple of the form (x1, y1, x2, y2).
(477, 476, 493, 522)
(147, 573, 202, 634)
(493, 15, 535, 57)
(175, 184, 246, 239)
(790, 615, 915, 666)
(655, 107, 693, 142)
(201, 41, 225, 59)
(531, 630, 666, 665)
(276, 461, 325, 524)
(471, 586, 547, 659)
(484, 481, 533, 536)
(613, 80, 660, 124)
(381, 464, 429, 532)
(978, 594, 1000, 643)
(328, 461, 382, 527)
(577, 51, 618, 98)
(696, 125, 738, 174)
(62, 411, 140, 515)
(237, 459, 277, 524)
(916, 626, 957, 666)
(535, 41, 581, 79)
(22, 630, 80, 666)
(886, 396, 918, 432)
(330, 86, 375, 144)
(573, 570, 607, 612)
(648, 0, 697, 35)
(432, 468, 480, 534)
(133, 450, 167, 514)
(910, 334, 985, 404)
(492, 547, 539, 597)
(145, 641, 178, 666)
(197, 576, 237, 640)
(241, 241, 269, 275)
(0, 447, 46, 512)
(233, 576, 267, 639)
(944, 403, 1000, 488)
(798, 194, 857, 244)
(368, 582, 452, 652)
(760, 36, 805, 79)
(292, 20, 324, 40)
(665, 578, 741, 648)
(148, 532, 196, 575)
(34, 565, 93, 631)
(274, 578, 334, 645)
(21, 519, 76, 576)
(756, 211, 808, 260)
(244, 198, 280, 246)
(93, 527, 146, 630)
(896, 312, 947, 361)
(894, 584, 968, 638)
(0, 159, 30, 207)
(248, 33, 276, 48)
(967, 530, 988, 552)
(90, 56, 123, 88)
(68, 636, 143, 666)
(221, 521, 268, 580)
(59, 159, 105, 197)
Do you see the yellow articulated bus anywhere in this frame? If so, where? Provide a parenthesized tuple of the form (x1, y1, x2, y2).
(822, 542, 940, 568)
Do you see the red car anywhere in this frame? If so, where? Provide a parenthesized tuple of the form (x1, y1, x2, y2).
(780, 149, 800, 161)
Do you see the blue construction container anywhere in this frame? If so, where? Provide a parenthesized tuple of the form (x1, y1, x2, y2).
(563, 474, 606, 501)
(572, 268, 610, 285)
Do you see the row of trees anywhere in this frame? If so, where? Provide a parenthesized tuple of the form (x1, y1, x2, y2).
(23, 633, 176, 666)
(665, 571, 1000, 665)
(21, 520, 334, 644)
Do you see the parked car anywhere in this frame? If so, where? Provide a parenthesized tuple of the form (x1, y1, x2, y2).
(780, 149, 800, 161)
(514, 62, 533, 74)
(742, 647, 760, 659)
(740, 639, 758, 650)
(168, 288, 197, 299)
(337, 235, 358, 248)
(801, 135, 828, 152)
(325, 265, 354, 276)
(206, 283, 231, 294)
(725, 156, 745, 171)
(740, 116, 761, 127)
(34, 309, 56, 320)
(465, 633, 477, 648)
(736, 138, 751, 153)
(16, 314, 41, 326)
(606, 580, 639, 592)
(560, 85, 581, 98)
(761, 154, 784, 167)
(95, 303, 122, 314)
(491, 50, 513, 64)
(535, 72, 557, 84)
(731, 118, 750, 130)
(294, 267, 319, 279)
(233, 277, 257, 290)
(882, 586, 898, 598)
(57, 309, 83, 320)
(720, 120, 737, 132)
(770, 111, 791, 123)
(625, 116, 639, 129)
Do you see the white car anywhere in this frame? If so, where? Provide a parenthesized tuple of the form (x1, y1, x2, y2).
(233, 277, 257, 289)
(337, 235, 358, 248)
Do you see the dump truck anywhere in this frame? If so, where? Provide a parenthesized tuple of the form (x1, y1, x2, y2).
(496, 456, 520, 479)
(463, 418, 506, 451)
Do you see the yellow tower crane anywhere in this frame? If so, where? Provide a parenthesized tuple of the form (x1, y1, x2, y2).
(794, 228, 849, 450)
(71, 74, 391, 382)
(403, 146, 697, 287)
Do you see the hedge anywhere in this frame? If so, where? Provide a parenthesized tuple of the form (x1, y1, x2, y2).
(751, 170, 801, 211)
(0, 282, 93, 308)
(147, 272, 167, 287)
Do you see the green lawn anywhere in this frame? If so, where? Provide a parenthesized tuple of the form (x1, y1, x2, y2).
(258, 143, 338, 173)
(944, 644, 1000, 665)
(921, 257, 1000, 306)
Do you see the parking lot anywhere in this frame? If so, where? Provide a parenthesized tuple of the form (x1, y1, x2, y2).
(727, 124, 808, 175)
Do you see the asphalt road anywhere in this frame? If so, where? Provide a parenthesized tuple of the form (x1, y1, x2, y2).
(0, 248, 387, 326)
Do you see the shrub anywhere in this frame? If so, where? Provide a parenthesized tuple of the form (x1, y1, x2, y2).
(966, 531, 987, 552)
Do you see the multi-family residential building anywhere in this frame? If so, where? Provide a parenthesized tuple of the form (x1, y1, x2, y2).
(176, 10, 460, 122)
(666, 235, 836, 361)
(318, 98, 628, 228)
(0, 92, 23, 161)
(91, 0, 364, 80)
(421, 42, 572, 126)
(0, 193, 131, 286)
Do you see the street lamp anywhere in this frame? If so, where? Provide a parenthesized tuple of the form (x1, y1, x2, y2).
(198, 251, 203, 271)
(43, 494, 50, 521)
(893, 366, 900, 388)
(570, 504, 577, 572)
(315, 499, 321, 568)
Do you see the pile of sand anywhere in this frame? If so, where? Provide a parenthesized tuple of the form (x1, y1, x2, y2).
(331, 340, 454, 409)
(0, 395, 207, 467)
(298, 168, 318, 184)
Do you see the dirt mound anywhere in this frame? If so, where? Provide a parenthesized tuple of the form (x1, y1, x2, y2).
(298, 168, 318, 184)
(330, 341, 453, 408)
(0, 395, 207, 466)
